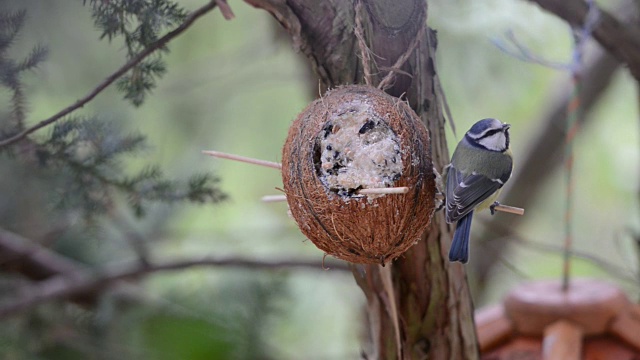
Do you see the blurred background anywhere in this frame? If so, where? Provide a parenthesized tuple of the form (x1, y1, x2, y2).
(0, 0, 637, 359)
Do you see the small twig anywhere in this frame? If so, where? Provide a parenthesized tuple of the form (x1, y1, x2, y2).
(354, 0, 374, 86)
(202, 150, 282, 169)
(478, 220, 639, 287)
(378, 23, 427, 91)
(0, 1, 220, 149)
(526, 0, 640, 81)
(492, 30, 570, 71)
(493, 0, 600, 73)
(434, 193, 524, 216)
(435, 73, 456, 136)
(108, 213, 152, 268)
(492, 204, 525, 216)
(262, 195, 288, 202)
(214, 0, 235, 20)
(0, 256, 349, 319)
(0, 227, 85, 279)
(378, 265, 402, 359)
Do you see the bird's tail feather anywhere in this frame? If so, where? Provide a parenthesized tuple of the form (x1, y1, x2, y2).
(449, 211, 473, 263)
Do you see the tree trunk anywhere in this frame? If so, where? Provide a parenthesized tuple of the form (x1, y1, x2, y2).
(245, 0, 478, 358)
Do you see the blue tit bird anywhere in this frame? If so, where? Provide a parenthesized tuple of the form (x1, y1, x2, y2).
(443, 118, 513, 263)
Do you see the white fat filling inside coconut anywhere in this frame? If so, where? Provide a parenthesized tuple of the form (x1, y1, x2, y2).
(316, 107, 403, 199)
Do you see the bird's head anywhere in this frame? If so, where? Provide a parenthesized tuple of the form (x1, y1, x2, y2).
(465, 118, 510, 152)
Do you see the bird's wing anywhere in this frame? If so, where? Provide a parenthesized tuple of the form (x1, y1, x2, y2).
(445, 166, 504, 223)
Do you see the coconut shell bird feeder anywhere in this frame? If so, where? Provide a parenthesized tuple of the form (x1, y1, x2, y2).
(204, 85, 437, 264)
(476, 278, 640, 359)
(281, 85, 436, 265)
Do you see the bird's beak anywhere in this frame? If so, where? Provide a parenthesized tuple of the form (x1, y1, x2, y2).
(502, 123, 511, 130)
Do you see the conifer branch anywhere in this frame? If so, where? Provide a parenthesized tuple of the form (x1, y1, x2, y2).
(0, 1, 219, 149)
(0, 11, 47, 133)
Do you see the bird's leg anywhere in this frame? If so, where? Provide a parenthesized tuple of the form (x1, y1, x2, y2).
(434, 165, 448, 212)
(434, 165, 446, 193)
(490, 201, 500, 215)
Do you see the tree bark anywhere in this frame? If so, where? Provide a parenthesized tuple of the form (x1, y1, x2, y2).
(245, 0, 477, 358)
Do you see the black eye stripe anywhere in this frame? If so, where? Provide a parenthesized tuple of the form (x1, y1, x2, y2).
(479, 129, 502, 139)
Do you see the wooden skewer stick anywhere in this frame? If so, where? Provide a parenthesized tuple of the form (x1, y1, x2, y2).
(261, 186, 410, 203)
(435, 193, 524, 216)
(262, 195, 287, 203)
(203, 150, 524, 215)
(358, 187, 409, 195)
(202, 150, 281, 169)
(491, 204, 525, 216)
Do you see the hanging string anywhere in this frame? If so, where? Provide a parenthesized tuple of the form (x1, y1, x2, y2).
(562, 57, 580, 291)
(562, 0, 599, 291)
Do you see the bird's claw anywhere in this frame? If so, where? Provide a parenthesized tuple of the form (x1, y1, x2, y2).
(435, 192, 445, 212)
(490, 201, 500, 215)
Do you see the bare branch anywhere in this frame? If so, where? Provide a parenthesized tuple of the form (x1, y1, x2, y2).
(525, 0, 640, 81)
(215, 0, 235, 20)
(0, 228, 85, 280)
(0, 256, 349, 319)
(377, 23, 426, 91)
(477, 218, 639, 287)
(0, 1, 220, 148)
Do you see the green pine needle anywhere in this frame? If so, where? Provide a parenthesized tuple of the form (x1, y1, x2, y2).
(84, 0, 187, 106)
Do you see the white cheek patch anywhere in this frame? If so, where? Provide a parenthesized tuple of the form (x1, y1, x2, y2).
(478, 132, 506, 151)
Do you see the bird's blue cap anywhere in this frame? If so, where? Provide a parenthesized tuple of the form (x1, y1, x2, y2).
(468, 118, 498, 136)
(467, 118, 511, 135)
